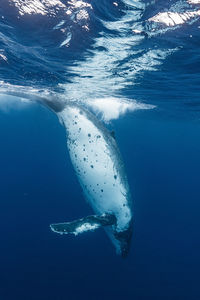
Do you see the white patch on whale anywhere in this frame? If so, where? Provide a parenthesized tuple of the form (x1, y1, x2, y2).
(74, 223, 100, 235)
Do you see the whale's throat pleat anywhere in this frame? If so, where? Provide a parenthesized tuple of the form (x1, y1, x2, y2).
(50, 214, 117, 236)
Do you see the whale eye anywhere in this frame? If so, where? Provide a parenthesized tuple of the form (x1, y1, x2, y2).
(88, 133, 91, 137)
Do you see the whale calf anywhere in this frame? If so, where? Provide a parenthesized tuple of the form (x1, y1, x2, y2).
(50, 103, 133, 256)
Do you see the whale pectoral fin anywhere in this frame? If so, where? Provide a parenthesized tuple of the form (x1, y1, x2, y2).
(50, 213, 116, 236)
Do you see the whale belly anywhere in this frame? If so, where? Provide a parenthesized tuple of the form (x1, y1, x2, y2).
(59, 104, 132, 232)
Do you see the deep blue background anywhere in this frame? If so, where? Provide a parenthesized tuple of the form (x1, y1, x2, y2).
(0, 0, 200, 299)
(0, 100, 200, 300)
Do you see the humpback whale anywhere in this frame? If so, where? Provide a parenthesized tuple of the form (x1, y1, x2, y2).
(49, 103, 133, 257)
(0, 91, 133, 256)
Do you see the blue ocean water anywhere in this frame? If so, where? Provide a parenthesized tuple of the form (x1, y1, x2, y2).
(0, 0, 200, 299)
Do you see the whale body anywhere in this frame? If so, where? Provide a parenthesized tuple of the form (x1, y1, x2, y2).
(50, 104, 133, 256)
(0, 91, 133, 256)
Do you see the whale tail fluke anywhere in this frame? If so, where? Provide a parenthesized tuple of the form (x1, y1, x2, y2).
(50, 213, 116, 236)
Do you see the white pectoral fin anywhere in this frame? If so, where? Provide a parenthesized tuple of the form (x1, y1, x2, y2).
(50, 214, 117, 236)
